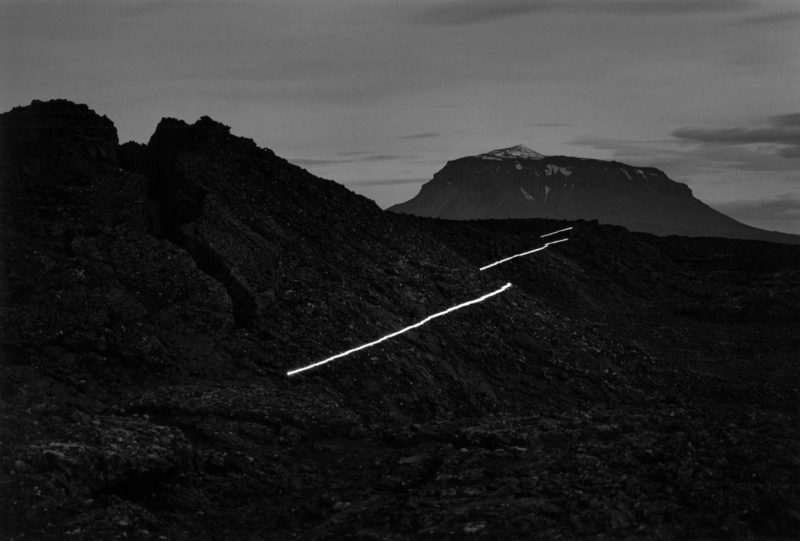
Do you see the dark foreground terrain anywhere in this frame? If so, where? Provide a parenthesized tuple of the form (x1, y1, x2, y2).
(1, 100, 798, 540)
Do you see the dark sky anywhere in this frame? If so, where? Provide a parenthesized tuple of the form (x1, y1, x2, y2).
(2, 0, 798, 233)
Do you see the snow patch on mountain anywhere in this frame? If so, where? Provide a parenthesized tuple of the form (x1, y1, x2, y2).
(520, 187, 535, 201)
(546, 164, 572, 177)
(478, 145, 545, 161)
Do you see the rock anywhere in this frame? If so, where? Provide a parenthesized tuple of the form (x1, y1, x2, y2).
(398, 454, 431, 466)
(0, 99, 117, 165)
(118, 141, 150, 175)
(463, 521, 486, 534)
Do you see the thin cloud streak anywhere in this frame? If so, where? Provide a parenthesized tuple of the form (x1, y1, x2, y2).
(572, 111, 800, 181)
(361, 154, 412, 162)
(733, 11, 800, 25)
(526, 122, 575, 128)
(345, 178, 428, 187)
(428, 103, 469, 110)
(292, 153, 416, 168)
(293, 158, 345, 167)
(398, 132, 440, 140)
(590, 0, 753, 16)
(672, 127, 800, 146)
(410, 0, 754, 26)
(770, 113, 800, 127)
(671, 113, 800, 167)
(714, 194, 800, 223)
(410, 0, 556, 26)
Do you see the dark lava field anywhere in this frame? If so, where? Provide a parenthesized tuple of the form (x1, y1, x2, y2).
(1, 100, 798, 540)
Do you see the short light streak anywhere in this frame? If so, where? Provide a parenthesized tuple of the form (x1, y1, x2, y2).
(479, 238, 569, 271)
(540, 226, 573, 238)
(286, 282, 513, 377)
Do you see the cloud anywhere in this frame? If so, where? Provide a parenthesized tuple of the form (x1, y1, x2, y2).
(568, 136, 691, 172)
(345, 178, 428, 187)
(571, 117, 800, 176)
(398, 132, 440, 140)
(292, 157, 346, 167)
(567, 113, 800, 227)
(734, 11, 800, 26)
(120, 1, 186, 16)
(770, 113, 800, 127)
(672, 127, 800, 146)
(359, 154, 412, 162)
(409, 0, 753, 26)
(778, 146, 800, 159)
(592, 0, 753, 16)
(292, 153, 414, 167)
(526, 122, 574, 128)
(714, 193, 800, 222)
(410, 0, 556, 26)
(671, 114, 800, 164)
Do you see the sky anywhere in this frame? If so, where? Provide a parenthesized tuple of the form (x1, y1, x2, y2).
(1, 0, 798, 233)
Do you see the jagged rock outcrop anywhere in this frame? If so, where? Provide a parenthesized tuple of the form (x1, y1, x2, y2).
(0, 99, 117, 166)
(0, 101, 235, 374)
(389, 145, 800, 244)
(117, 141, 149, 175)
(0, 100, 236, 534)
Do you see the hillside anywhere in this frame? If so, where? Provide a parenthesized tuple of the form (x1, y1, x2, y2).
(1, 101, 798, 539)
(389, 145, 800, 244)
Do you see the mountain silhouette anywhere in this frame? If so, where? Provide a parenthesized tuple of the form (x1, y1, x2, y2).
(389, 145, 800, 244)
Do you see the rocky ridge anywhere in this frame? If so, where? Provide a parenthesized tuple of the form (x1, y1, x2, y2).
(1, 101, 798, 539)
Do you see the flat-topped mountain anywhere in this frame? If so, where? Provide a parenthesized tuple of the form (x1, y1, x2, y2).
(389, 146, 799, 244)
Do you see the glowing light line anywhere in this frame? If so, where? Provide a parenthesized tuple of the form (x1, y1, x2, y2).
(540, 226, 573, 238)
(287, 282, 513, 377)
(479, 238, 569, 271)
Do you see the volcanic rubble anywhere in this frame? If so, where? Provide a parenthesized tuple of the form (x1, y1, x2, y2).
(0, 100, 798, 540)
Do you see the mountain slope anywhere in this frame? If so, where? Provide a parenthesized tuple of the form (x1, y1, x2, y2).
(389, 145, 800, 244)
(1, 102, 798, 539)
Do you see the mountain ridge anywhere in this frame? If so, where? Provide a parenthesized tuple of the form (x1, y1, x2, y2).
(389, 146, 800, 244)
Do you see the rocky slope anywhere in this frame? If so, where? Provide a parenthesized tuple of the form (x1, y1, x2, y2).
(389, 145, 800, 244)
(1, 101, 798, 539)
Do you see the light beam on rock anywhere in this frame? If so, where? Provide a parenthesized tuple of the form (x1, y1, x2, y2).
(287, 282, 513, 377)
(540, 226, 573, 238)
(479, 238, 569, 271)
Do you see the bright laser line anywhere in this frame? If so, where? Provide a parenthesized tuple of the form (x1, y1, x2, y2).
(540, 226, 573, 238)
(479, 238, 569, 271)
(286, 282, 513, 377)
